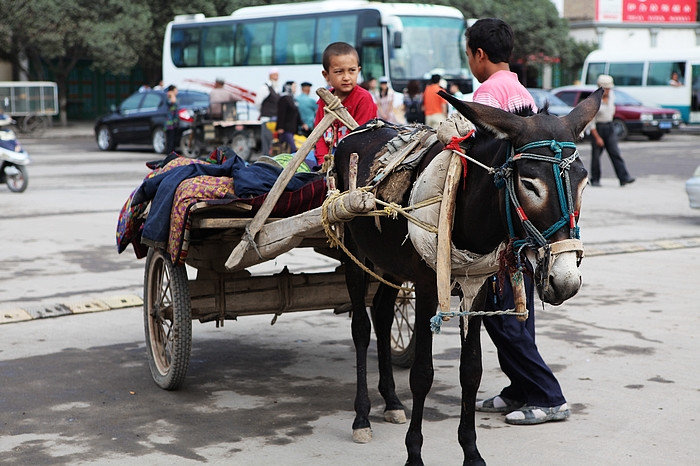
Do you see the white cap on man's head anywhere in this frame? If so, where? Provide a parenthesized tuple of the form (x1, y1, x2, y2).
(269, 67, 279, 75)
(597, 74, 614, 89)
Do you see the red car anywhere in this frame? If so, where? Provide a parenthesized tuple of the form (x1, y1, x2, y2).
(551, 85, 681, 140)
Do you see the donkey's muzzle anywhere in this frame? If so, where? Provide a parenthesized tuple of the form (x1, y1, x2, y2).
(535, 239, 584, 305)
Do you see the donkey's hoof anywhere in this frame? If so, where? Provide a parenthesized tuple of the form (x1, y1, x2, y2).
(384, 409, 407, 424)
(352, 427, 372, 443)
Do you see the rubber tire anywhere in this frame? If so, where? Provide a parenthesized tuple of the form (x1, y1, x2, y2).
(5, 165, 28, 193)
(143, 248, 192, 390)
(152, 127, 166, 154)
(390, 282, 416, 368)
(179, 129, 201, 159)
(96, 126, 116, 151)
(612, 119, 628, 140)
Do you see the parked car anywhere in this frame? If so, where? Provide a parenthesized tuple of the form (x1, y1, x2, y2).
(94, 89, 210, 153)
(685, 165, 700, 208)
(551, 85, 681, 140)
(526, 88, 573, 116)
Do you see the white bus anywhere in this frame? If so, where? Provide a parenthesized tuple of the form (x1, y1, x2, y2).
(582, 48, 700, 123)
(162, 0, 471, 118)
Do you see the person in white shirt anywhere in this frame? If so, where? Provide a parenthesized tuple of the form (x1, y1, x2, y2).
(588, 74, 635, 187)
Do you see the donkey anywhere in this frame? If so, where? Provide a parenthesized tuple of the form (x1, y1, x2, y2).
(332, 88, 602, 465)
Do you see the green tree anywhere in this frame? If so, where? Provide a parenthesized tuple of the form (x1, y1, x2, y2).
(0, 0, 152, 125)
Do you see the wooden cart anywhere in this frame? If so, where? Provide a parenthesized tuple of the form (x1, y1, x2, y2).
(142, 89, 416, 390)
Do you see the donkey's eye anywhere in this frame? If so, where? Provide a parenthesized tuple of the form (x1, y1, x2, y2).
(521, 179, 540, 197)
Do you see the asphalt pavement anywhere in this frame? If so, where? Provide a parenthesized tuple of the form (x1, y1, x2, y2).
(1, 124, 700, 464)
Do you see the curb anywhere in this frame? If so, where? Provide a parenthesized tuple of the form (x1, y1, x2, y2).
(0, 294, 143, 325)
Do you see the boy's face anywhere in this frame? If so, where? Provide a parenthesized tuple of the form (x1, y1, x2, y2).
(322, 53, 361, 99)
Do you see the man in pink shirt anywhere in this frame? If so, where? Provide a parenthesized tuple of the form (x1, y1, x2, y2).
(467, 18, 569, 426)
(468, 21, 536, 113)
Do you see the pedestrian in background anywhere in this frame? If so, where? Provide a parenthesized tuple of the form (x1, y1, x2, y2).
(589, 74, 635, 187)
(447, 82, 465, 116)
(403, 79, 424, 124)
(255, 67, 281, 156)
(295, 81, 317, 136)
(164, 84, 179, 154)
(276, 81, 305, 152)
(209, 77, 237, 120)
(423, 74, 447, 128)
(377, 76, 403, 123)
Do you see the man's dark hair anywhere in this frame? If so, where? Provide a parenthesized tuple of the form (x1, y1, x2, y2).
(322, 42, 360, 71)
(430, 74, 441, 84)
(466, 18, 514, 64)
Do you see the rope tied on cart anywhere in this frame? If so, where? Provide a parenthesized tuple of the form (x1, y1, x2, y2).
(321, 187, 442, 292)
(243, 224, 265, 260)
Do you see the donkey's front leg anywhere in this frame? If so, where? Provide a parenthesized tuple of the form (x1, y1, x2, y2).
(404, 282, 437, 466)
(371, 281, 406, 425)
(458, 285, 487, 465)
(345, 258, 373, 443)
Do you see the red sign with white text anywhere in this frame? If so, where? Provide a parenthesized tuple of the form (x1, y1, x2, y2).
(623, 0, 696, 22)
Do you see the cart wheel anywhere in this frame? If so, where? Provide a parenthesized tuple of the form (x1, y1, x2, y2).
(391, 282, 415, 368)
(143, 248, 192, 390)
(21, 115, 48, 136)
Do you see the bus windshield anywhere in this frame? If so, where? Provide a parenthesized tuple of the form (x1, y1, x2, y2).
(391, 16, 467, 81)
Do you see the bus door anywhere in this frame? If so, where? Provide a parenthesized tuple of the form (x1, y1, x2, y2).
(357, 23, 385, 82)
(691, 64, 700, 123)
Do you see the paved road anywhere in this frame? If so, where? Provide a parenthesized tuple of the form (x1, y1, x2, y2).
(1, 130, 699, 464)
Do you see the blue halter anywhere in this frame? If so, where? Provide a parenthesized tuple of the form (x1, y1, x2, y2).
(494, 139, 581, 253)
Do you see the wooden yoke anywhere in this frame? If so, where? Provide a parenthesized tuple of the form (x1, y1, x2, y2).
(224, 88, 359, 271)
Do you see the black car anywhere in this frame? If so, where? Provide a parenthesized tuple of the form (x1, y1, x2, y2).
(94, 89, 209, 153)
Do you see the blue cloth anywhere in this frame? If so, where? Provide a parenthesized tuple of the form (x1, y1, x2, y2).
(482, 273, 566, 408)
(132, 152, 320, 247)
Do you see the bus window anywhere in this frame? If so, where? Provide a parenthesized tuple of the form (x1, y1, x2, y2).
(585, 62, 606, 84)
(202, 25, 235, 67)
(275, 18, 316, 65)
(171, 27, 201, 67)
(608, 62, 643, 85)
(236, 21, 274, 66)
(648, 61, 685, 86)
(315, 15, 359, 63)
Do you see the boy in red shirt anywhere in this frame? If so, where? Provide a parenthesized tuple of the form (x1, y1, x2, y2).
(313, 42, 377, 167)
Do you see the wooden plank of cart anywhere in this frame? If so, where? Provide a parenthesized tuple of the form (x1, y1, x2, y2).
(143, 89, 416, 390)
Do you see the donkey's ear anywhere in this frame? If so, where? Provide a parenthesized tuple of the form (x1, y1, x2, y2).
(560, 88, 603, 137)
(438, 90, 524, 140)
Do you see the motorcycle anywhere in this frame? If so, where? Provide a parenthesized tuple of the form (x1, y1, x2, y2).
(0, 114, 31, 193)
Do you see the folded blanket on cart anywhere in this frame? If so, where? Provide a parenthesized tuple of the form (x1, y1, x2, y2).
(170, 176, 327, 265)
(117, 148, 325, 262)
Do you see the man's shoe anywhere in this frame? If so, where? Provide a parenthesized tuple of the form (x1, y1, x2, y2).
(589, 180, 601, 187)
(475, 395, 525, 413)
(620, 177, 635, 186)
(504, 403, 570, 425)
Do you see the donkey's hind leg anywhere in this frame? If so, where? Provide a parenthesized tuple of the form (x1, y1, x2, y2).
(371, 280, 407, 425)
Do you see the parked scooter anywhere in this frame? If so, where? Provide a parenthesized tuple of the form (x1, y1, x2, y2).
(0, 114, 30, 193)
